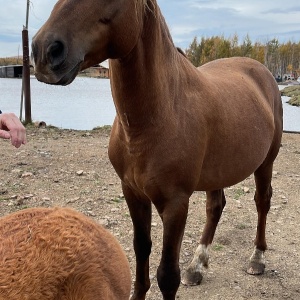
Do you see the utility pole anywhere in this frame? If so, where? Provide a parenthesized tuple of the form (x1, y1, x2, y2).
(22, 0, 32, 124)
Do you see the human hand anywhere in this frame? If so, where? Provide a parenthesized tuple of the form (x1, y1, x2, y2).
(0, 113, 27, 148)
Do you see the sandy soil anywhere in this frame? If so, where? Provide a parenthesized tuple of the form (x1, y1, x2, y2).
(0, 126, 299, 299)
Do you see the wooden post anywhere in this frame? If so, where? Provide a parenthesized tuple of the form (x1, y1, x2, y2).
(22, 27, 32, 124)
(22, 0, 32, 124)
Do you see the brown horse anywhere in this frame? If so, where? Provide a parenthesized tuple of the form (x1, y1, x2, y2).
(32, 0, 283, 299)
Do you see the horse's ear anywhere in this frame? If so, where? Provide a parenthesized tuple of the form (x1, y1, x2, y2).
(177, 47, 187, 57)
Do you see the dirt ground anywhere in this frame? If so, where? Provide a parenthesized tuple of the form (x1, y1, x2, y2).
(0, 126, 299, 300)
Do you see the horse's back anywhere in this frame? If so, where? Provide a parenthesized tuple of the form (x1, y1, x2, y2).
(198, 57, 279, 103)
(198, 57, 282, 139)
(195, 57, 282, 135)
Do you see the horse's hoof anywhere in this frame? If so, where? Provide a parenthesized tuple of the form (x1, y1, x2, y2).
(247, 261, 265, 275)
(130, 294, 146, 300)
(181, 270, 203, 286)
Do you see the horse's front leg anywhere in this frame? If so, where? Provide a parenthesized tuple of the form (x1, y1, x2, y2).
(155, 195, 189, 300)
(122, 183, 152, 300)
(182, 189, 226, 286)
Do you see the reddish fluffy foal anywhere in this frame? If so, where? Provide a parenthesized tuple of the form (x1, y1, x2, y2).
(0, 207, 131, 300)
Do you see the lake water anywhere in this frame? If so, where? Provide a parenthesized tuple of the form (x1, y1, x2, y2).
(0, 77, 115, 130)
(278, 85, 300, 132)
(0, 78, 299, 132)
(281, 96, 300, 132)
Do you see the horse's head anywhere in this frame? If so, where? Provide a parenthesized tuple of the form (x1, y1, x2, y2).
(32, 0, 145, 85)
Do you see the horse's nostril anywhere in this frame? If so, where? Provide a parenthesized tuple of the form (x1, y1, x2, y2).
(47, 41, 66, 70)
(48, 41, 64, 58)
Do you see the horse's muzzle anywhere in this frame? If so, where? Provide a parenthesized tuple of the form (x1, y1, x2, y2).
(31, 36, 82, 86)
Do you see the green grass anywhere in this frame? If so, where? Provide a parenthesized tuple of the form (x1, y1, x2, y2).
(234, 188, 244, 200)
(236, 223, 247, 230)
(212, 244, 224, 251)
(111, 196, 124, 203)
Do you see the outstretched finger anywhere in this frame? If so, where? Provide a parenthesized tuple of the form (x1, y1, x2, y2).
(0, 129, 11, 140)
(10, 127, 27, 148)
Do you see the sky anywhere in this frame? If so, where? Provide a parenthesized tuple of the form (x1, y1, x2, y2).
(0, 0, 300, 57)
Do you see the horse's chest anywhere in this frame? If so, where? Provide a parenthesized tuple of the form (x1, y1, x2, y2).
(108, 140, 149, 191)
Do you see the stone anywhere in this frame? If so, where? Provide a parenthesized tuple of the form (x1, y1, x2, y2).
(21, 172, 33, 178)
(243, 187, 250, 193)
(76, 170, 84, 176)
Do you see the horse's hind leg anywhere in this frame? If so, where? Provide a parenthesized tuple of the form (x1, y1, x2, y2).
(247, 161, 274, 275)
(182, 189, 226, 285)
(122, 183, 152, 300)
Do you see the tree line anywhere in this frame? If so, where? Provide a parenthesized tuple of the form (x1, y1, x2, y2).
(0, 57, 22, 66)
(2, 35, 300, 80)
(185, 35, 300, 80)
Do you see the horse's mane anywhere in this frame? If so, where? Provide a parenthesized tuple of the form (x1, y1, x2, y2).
(140, 0, 175, 49)
(142, 0, 156, 14)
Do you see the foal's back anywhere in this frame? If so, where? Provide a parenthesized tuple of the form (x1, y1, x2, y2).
(0, 207, 131, 300)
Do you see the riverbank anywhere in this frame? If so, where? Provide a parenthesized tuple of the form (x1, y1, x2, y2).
(281, 85, 300, 107)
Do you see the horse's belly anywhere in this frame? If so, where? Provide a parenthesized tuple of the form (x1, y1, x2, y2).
(197, 157, 261, 191)
(196, 124, 275, 191)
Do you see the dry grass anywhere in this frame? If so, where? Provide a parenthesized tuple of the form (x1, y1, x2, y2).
(281, 85, 300, 106)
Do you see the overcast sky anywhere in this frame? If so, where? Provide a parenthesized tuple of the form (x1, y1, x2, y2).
(0, 0, 300, 57)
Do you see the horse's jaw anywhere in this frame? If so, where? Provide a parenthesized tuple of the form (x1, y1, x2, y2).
(34, 61, 82, 86)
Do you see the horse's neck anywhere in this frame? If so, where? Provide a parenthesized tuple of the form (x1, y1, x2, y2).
(110, 3, 179, 128)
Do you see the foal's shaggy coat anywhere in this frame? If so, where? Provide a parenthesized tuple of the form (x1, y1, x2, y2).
(0, 207, 131, 300)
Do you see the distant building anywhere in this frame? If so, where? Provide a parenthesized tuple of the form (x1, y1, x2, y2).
(0, 65, 23, 78)
(283, 73, 295, 81)
(80, 60, 110, 79)
(98, 63, 109, 78)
